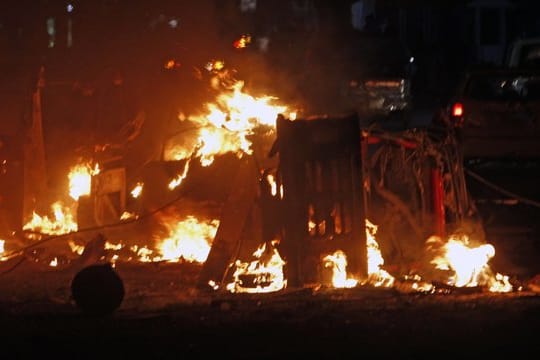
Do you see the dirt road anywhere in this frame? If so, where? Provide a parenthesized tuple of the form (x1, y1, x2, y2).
(1, 262, 539, 358)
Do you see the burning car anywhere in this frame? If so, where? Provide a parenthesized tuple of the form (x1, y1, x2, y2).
(0, 56, 521, 303)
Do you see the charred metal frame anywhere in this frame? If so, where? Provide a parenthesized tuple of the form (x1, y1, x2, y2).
(275, 114, 367, 287)
(272, 114, 474, 287)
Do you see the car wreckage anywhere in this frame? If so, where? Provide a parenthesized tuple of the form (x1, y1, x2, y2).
(0, 65, 506, 297)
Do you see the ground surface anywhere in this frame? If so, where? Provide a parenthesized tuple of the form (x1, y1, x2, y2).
(1, 260, 540, 359)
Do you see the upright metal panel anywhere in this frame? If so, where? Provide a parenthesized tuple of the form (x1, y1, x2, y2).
(275, 114, 367, 287)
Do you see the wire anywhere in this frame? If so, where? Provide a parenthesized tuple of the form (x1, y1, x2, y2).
(464, 168, 540, 209)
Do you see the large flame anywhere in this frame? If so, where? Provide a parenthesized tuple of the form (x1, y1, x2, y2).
(323, 250, 358, 288)
(321, 220, 395, 289)
(428, 234, 512, 292)
(23, 201, 78, 235)
(226, 240, 286, 293)
(164, 81, 287, 166)
(365, 219, 396, 287)
(156, 215, 219, 263)
(68, 161, 99, 200)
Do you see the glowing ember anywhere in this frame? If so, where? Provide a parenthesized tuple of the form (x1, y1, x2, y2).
(233, 34, 251, 49)
(23, 201, 78, 235)
(156, 215, 219, 263)
(49, 257, 58, 267)
(205, 59, 225, 72)
(323, 250, 358, 288)
(68, 161, 99, 200)
(365, 219, 395, 287)
(226, 240, 286, 293)
(428, 234, 513, 292)
(267, 174, 278, 196)
(308, 204, 326, 235)
(130, 182, 143, 198)
(68, 240, 85, 255)
(266, 173, 283, 198)
(400, 274, 435, 293)
(164, 59, 180, 70)
(0, 239, 5, 260)
(105, 242, 123, 251)
(120, 211, 137, 220)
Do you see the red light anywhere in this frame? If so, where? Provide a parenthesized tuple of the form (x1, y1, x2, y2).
(451, 102, 464, 117)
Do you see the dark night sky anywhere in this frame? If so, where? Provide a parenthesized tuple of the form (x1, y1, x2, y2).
(1, 0, 540, 120)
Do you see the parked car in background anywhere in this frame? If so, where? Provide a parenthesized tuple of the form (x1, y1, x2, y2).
(433, 67, 540, 158)
(297, 32, 414, 126)
(343, 34, 414, 125)
(506, 37, 540, 69)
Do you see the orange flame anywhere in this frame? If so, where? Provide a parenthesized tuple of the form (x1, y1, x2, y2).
(164, 81, 287, 167)
(130, 182, 143, 198)
(49, 257, 58, 267)
(226, 240, 286, 293)
(23, 201, 78, 235)
(155, 215, 219, 263)
(321, 220, 395, 289)
(428, 234, 512, 292)
(323, 250, 358, 288)
(168, 159, 191, 189)
(68, 240, 85, 255)
(233, 34, 251, 49)
(131, 245, 155, 262)
(68, 161, 99, 200)
(365, 219, 395, 287)
(120, 211, 137, 220)
(0, 239, 5, 260)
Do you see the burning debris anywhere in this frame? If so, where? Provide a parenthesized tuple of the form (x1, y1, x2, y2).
(426, 234, 512, 292)
(23, 201, 78, 236)
(155, 215, 219, 263)
(323, 250, 358, 288)
(365, 219, 395, 288)
(0, 54, 533, 318)
(226, 240, 286, 293)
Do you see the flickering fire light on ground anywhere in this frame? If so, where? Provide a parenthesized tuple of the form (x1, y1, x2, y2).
(428, 234, 513, 292)
(323, 250, 358, 288)
(365, 219, 396, 287)
(226, 241, 286, 293)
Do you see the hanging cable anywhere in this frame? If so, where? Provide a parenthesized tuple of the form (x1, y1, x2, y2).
(464, 168, 540, 209)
